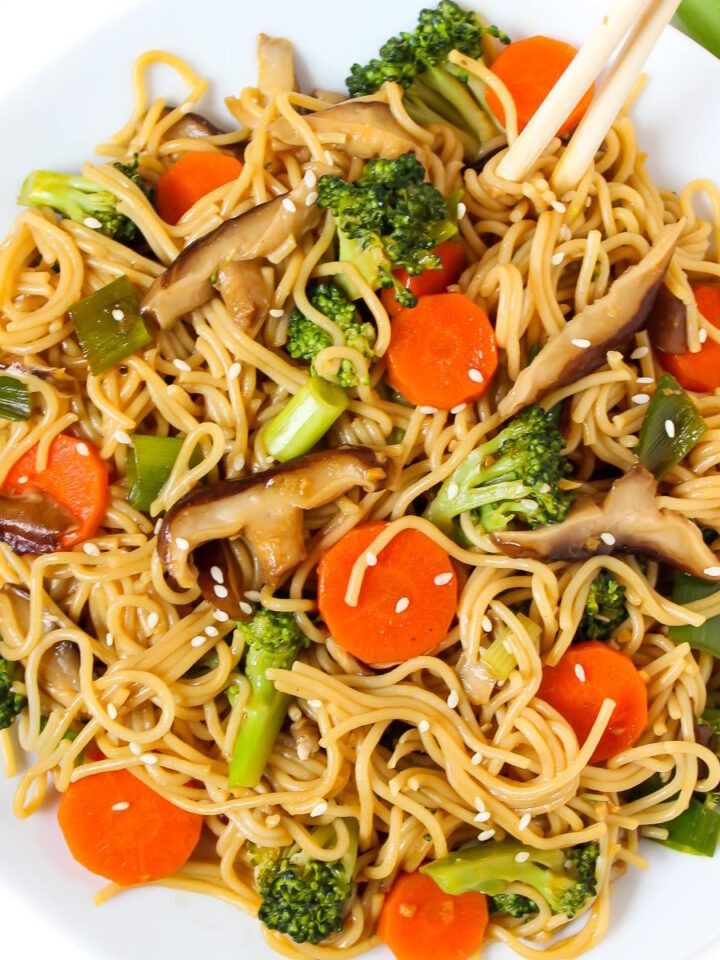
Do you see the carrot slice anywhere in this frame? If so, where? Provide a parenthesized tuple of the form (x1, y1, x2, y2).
(57, 768, 203, 885)
(385, 292, 497, 410)
(486, 36, 594, 136)
(156, 151, 243, 225)
(538, 641, 648, 763)
(657, 285, 720, 392)
(4, 433, 109, 547)
(317, 521, 457, 665)
(378, 870, 489, 960)
(381, 241, 467, 318)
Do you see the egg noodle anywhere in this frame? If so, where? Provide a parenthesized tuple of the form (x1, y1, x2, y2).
(2, 23, 720, 960)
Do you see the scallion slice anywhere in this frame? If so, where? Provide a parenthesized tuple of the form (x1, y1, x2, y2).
(69, 276, 152, 375)
(658, 795, 720, 857)
(668, 574, 720, 656)
(0, 375, 31, 421)
(263, 375, 348, 463)
(636, 373, 706, 479)
(482, 613, 541, 681)
(127, 435, 196, 512)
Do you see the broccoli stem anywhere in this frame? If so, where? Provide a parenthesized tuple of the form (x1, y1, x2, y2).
(229, 687, 291, 789)
(422, 65, 498, 144)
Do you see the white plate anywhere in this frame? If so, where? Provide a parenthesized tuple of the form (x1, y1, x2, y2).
(1, 1, 719, 957)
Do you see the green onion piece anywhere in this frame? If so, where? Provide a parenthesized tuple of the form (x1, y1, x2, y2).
(482, 613, 541, 681)
(127, 435, 198, 512)
(677, 0, 720, 57)
(657, 795, 720, 856)
(668, 574, 720, 656)
(636, 373, 706, 479)
(263, 375, 348, 463)
(0, 375, 31, 421)
(69, 276, 152, 374)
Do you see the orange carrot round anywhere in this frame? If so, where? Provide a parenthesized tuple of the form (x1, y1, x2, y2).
(538, 641, 648, 763)
(378, 870, 489, 960)
(381, 241, 467, 318)
(486, 36, 594, 136)
(657, 285, 720, 392)
(156, 151, 243, 225)
(317, 521, 457, 665)
(4, 433, 109, 547)
(58, 768, 203, 885)
(385, 292, 497, 410)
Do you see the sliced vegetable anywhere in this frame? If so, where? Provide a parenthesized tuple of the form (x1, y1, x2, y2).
(381, 241, 466, 318)
(482, 613, 541, 681)
(658, 795, 720, 857)
(69, 276, 152, 375)
(385, 292, 497, 410)
(262, 375, 348, 463)
(538, 641, 648, 763)
(668, 574, 720, 656)
(317, 521, 457, 665)
(486, 36, 594, 135)
(378, 870, 489, 960)
(126, 435, 200, 512)
(57, 767, 203, 885)
(657, 285, 720, 392)
(155, 151, 243, 225)
(3, 434, 109, 547)
(636, 373, 706, 479)
(677, 0, 720, 58)
(0, 375, 31, 421)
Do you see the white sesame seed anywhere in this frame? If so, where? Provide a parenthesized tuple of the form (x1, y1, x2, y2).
(107, 704, 118, 720)
(703, 566, 720, 577)
(551, 252, 565, 266)
(304, 169, 317, 188)
(600, 532, 616, 546)
(457, 202, 467, 220)
(560, 225, 572, 241)
(76, 442, 90, 456)
(16, 475, 28, 485)
(434, 572, 453, 586)
(515, 851, 531, 863)
(111, 308, 125, 321)
(451, 403, 467, 414)
(282, 197, 296, 213)
(620, 434, 639, 448)
(418, 720, 430, 734)
(482, 616, 493, 633)
(395, 596, 410, 614)
(239, 600, 253, 615)
(519, 813, 532, 830)
(83, 217, 102, 229)
(571, 338, 591, 349)
(637, 376, 654, 384)
(310, 800, 328, 817)
(419, 405, 438, 415)
(146, 611, 159, 630)
(474, 810, 491, 822)
(665, 419, 676, 439)
(129, 742, 142, 756)
(175, 537, 190, 551)
(308, 699, 322, 708)
(446, 482, 459, 500)
(269, 308, 285, 318)
(468, 367, 484, 383)
(210, 565, 224, 584)
(228, 362, 241, 381)
(174, 358, 191, 372)
(111, 801, 130, 811)
(214, 609, 230, 622)
(83, 542, 100, 555)
(191, 635, 206, 647)
(114, 430, 131, 445)
(632, 393, 650, 405)
(699, 328, 709, 344)
(574, 663, 587, 683)
(214, 584, 229, 599)
(539, 483, 551, 494)
(141, 753, 158, 765)
(447, 690, 459, 709)
(630, 346, 649, 360)
(305, 191, 318, 207)
(205, 625, 219, 637)
(471, 752, 483, 766)
(478, 829, 495, 841)
(105, 632, 113, 646)
(365, 551, 378, 567)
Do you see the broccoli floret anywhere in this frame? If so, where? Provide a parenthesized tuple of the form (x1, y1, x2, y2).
(252, 821, 359, 944)
(0, 655, 26, 731)
(578, 570, 628, 640)
(228, 606, 309, 789)
(317, 153, 457, 308)
(346, 2, 509, 161)
(488, 892, 539, 918)
(421, 840, 599, 919)
(113, 157, 154, 204)
(286, 282, 376, 387)
(17, 161, 149, 246)
(426, 404, 574, 537)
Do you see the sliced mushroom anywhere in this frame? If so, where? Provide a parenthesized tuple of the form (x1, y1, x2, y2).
(270, 100, 421, 160)
(257, 34, 296, 95)
(498, 220, 684, 420)
(160, 108, 245, 160)
(492, 464, 720, 581)
(0, 492, 76, 555)
(214, 260, 269, 329)
(0, 357, 77, 395)
(141, 166, 329, 329)
(194, 539, 251, 620)
(37, 640, 81, 708)
(647, 285, 688, 355)
(158, 446, 389, 590)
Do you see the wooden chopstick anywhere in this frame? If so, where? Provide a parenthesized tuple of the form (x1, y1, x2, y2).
(551, 0, 682, 196)
(495, 0, 667, 186)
